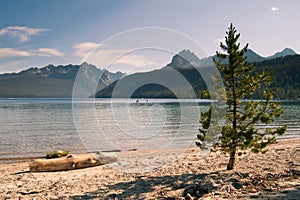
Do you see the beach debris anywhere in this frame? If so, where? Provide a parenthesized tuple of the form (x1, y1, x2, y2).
(46, 150, 69, 159)
(29, 153, 117, 172)
(183, 180, 216, 198)
(291, 165, 300, 175)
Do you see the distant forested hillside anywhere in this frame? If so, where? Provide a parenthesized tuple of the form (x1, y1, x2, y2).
(95, 51, 300, 100)
(254, 55, 300, 99)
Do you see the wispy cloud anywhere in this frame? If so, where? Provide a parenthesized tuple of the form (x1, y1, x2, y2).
(0, 48, 32, 57)
(0, 60, 27, 73)
(87, 48, 157, 68)
(0, 26, 49, 43)
(79, 45, 170, 74)
(114, 54, 155, 66)
(271, 6, 279, 11)
(73, 42, 100, 58)
(0, 47, 63, 58)
(34, 48, 64, 57)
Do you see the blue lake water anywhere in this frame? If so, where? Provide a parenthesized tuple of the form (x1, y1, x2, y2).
(0, 98, 299, 162)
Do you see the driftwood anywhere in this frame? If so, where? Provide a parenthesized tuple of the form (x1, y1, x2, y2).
(29, 153, 117, 172)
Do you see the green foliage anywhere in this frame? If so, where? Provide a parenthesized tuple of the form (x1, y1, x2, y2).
(46, 150, 69, 159)
(197, 24, 286, 170)
(196, 106, 211, 145)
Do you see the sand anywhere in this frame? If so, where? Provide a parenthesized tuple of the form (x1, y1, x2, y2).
(0, 138, 299, 199)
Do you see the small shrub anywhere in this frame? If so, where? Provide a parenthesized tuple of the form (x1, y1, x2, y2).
(46, 150, 69, 159)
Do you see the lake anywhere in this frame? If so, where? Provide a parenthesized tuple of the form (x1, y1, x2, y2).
(0, 98, 299, 162)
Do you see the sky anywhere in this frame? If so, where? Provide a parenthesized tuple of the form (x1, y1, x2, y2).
(0, 0, 299, 73)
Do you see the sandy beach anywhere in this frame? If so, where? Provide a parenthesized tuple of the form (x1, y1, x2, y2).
(0, 138, 299, 199)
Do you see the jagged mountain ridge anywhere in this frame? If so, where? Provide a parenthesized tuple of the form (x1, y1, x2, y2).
(199, 48, 296, 66)
(267, 48, 296, 59)
(0, 48, 298, 98)
(0, 62, 124, 98)
(95, 49, 300, 99)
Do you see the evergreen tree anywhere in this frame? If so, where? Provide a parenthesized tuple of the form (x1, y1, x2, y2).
(197, 24, 286, 170)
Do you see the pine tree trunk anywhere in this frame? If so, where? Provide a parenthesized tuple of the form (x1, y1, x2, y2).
(227, 149, 236, 170)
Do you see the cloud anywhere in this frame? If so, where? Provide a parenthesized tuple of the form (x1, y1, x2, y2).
(0, 26, 49, 43)
(73, 42, 100, 58)
(34, 48, 64, 57)
(114, 54, 155, 66)
(0, 60, 27, 73)
(0, 48, 32, 57)
(214, 37, 226, 44)
(87, 48, 157, 68)
(0, 47, 63, 58)
(100, 53, 163, 74)
(271, 6, 279, 11)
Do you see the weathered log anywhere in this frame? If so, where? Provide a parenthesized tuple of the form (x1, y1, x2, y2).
(29, 153, 117, 172)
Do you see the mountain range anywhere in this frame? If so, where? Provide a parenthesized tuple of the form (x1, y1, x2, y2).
(0, 48, 298, 98)
(95, 48, 299, 100)
(199, 48, 296, 66)
(0, 62, 124, 98)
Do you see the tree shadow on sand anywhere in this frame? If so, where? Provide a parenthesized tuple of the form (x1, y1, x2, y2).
(249, 186, 300, 200)
(70, 173, 208, 199)
(69, 171, 252, 199)
(68, 170, 299, 199)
